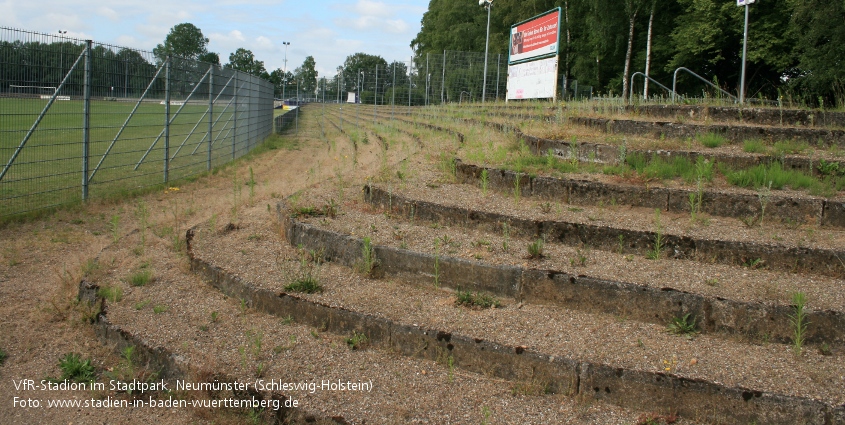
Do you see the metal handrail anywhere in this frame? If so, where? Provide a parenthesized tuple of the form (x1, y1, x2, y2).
(628, 72, 676, 104)
(672, 67, 736, 103)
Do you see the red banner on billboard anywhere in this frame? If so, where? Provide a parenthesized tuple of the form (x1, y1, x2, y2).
(509, 8, 560, 64)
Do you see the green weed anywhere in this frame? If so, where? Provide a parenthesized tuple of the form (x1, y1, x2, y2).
(789, 292, 809, 355)
(698, 132, 727, 148)
(455, 290, 501, 309)
(58, 353, 96, 382)
(129, 269, 152, 287)
(667, 313, 698, 337)
(345, 332, 368, 350)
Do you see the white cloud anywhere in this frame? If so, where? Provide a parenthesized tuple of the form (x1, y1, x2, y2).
(254, 35, 273, 50)
(384, 19, 408, 34)
(354, 0, 394, 18)
(98, 7, 120, 22)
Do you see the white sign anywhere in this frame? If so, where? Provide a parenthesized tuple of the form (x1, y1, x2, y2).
(506, 56, 559, 100)
(737, 0, 755, 5)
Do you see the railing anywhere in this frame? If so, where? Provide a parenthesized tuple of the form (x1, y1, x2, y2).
(672, 67, 737, 103)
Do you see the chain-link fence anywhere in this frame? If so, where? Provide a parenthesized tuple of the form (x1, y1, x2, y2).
(0, 27, 274, 218)
(295, 50, 589, 110)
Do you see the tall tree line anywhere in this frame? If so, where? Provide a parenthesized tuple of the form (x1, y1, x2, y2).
(411, 0, 845, 106)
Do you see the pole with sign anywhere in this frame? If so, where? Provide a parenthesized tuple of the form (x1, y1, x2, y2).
(737, 0, 754, 104)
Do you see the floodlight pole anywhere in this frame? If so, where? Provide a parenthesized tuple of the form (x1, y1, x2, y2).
(282, 41, 290, 101)
(738, 1, 751, 104)
(480, 0, 493, 104)
(58, 30, 67, 73)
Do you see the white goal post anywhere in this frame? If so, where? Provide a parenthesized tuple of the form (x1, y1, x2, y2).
(8, 85, 70, 100)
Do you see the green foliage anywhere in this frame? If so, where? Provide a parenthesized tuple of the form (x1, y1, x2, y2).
(698, 132, 727, 148)
(285, 249, 323, 294)
(97, 285, 123, 303)
(0, 348, 7, 366)
(527, 238, 545, 259)
(455, 290, 501, 309)
(58, 353, 96, 382)
(789, 292, 809, 354)
(743, 139, 768, 154)
(357, 237, 379, 278)
(153, 23, 211, 61)
(667, 313, 698, 337)
(225, 48, 267, 77)
(129, 268, 152, 287)
(345, 332, 369, 350)
(721, 162, 832, 196)
(647, 209, 664, 260)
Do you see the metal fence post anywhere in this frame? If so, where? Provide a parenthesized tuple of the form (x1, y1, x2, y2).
(496, 54, 500, 101)
(374, 65, 378, 125)
(82, 40, 92, 200)
(391, 62, 396, 121)
(426, 53, 430, 106)
(164, 55, 171, 184)
(441, 50, 446, 104)
(233, 71, 238, 160)
(208, 65, 213, 171)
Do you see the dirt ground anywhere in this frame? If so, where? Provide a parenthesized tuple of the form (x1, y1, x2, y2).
(0, 109, 390, 424)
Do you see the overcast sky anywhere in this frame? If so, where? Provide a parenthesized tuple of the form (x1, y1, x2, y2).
(1, 0, 429, 77)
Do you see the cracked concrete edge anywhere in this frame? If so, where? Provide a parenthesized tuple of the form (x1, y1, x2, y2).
(188, 219, 842, 425)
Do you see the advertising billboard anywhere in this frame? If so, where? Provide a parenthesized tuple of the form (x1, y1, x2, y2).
(509, 8, 561, 64)
(507, 56, 559, 100)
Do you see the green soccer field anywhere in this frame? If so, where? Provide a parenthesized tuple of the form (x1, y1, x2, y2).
(0, 97, 258, 217)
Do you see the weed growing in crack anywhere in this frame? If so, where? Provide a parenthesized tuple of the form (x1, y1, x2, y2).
(667, 313, 698, 338)
(345, 332, 368, 350)
(0, 348, 7, 366)
(285, 248, 324, 294)
(501, 222, 511, 253)
(646, 209, 664, 260)
(247, 167, 256, 205)
(153, 305, 168, 314)
(356, 237, 379, 278)
(527, 238, 545, 259)
(699, 132, 727, 148)
(455, 290, 500, 309)
(789, 291, 809, 355)
(97, 285, 123, 303)
(480, 168, 489, 196)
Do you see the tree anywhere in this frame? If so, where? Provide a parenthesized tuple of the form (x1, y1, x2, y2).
(225, 48, 266, 77)
(788, 0, 845, 106)
(198, 52, 220, 66)
(294, 56, 318, 98)
(153, 23, 209, 62)
(341, 52, 388, 94)
(268, 68, 294, 98)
